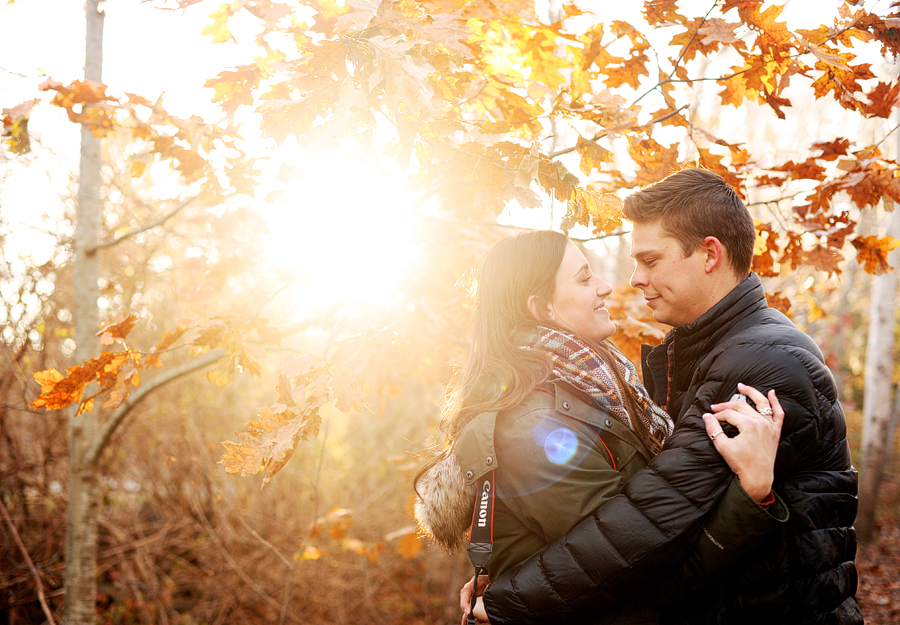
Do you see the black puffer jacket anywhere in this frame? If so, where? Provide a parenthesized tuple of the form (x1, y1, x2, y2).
(482, 274, 861, 625)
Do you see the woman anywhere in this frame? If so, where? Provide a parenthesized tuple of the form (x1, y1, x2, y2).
(414, 230, 785, 624)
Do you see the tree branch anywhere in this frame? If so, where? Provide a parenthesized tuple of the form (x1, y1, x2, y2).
(87, 195, 198, 254)
(0, 497, 59, 625)
(548, 105, 688, 160)
(84, 349, 225, 467)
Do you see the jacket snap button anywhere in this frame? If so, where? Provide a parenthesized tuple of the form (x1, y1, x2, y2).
(485, 456, 493, 465)
(465, 470, 474, 479)
(605, 419, 612, 427)
(562, 401, 570, 410)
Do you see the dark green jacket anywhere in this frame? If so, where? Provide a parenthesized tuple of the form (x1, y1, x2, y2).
(452, 379, 787, 624)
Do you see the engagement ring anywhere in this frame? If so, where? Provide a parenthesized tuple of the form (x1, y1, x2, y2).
(759, 406, 773, 417)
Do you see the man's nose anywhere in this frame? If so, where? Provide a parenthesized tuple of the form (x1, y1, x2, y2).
(630, 266, 644, 289)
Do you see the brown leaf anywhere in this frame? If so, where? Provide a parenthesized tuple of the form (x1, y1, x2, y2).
(643, 0, 682, 26)
(852, 235, 900, 275)
(811, 138, 851, 161)
(862, 81, 900, 119)
(766, 290, 793, 317)
(698, 18, 744, 47)
(752, 222, 780, 278)
(1, 99, 37, 154)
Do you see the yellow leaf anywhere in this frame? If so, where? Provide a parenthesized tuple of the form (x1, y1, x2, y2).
(77, 397, 94, 416)
(807, 298, 826, 323)
(296, 546, 321, 561)
(202, 2, 237, 44)
(206, 368, 230, 387)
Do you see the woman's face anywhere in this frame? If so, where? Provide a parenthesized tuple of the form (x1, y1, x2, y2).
(546, 241, 616, 343)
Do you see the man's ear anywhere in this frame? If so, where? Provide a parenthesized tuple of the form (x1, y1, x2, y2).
(701, 236, 725, 273)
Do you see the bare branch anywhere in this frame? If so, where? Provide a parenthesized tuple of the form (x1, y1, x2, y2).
(0, 403, 45, 415)
(88, 195, 198, 254)
(84, 349, 225, 467)
(0, 497, 59, 625)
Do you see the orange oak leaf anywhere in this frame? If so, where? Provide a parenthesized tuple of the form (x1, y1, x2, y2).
(564, 188, 623, 236)
(811, 138, 851, 161)
(771, 158, 827, 182)
(144, 327, 188, 368)
(805, 245, 844, 276)
(752, 222, 780, 278)
(766, 290, 793, 317)
(576, 135, 613, 175)
(862, 80, 900, 119)
(627, 137, 680, 186)
(852, 235, 900, 275)
(31, 352, 120, 412)
(643, 0, 682, 27)
(96, 314, 138, 344)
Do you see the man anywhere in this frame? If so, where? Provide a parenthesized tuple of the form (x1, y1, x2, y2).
(470, 168, 861, 624)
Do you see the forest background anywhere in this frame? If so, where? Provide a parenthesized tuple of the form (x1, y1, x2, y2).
(2, 0, 900, 623)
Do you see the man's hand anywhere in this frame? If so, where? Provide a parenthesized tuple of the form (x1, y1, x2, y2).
(460, 575, 491, 624)
(703, 383, 784, 502)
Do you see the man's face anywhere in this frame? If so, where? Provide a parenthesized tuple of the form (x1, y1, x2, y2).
(629, 220, 710, 327)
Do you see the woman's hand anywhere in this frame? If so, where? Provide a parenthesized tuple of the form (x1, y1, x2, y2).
(702, 383, 784, 503)
(460, 575, 491, 624)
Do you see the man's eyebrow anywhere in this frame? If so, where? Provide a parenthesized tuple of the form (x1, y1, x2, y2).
(631, 248, 657, 260)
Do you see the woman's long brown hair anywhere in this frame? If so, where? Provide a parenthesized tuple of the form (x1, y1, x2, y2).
(414, 230, 656, 497)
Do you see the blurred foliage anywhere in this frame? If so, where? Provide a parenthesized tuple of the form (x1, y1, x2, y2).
(3, 0, 900, 623)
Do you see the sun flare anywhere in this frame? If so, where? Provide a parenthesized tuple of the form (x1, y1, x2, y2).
(262, 147, 422, 313)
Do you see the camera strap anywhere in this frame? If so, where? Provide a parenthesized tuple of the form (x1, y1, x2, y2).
(466, 470, 495, 625)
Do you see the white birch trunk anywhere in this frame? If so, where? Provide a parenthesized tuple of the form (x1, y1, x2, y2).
(856, 199, 900, 542)
(66, 1, 104, 623)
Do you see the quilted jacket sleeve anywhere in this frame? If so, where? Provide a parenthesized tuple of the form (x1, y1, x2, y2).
(482, 338, 820, 625)
(651, 476, 789, 604)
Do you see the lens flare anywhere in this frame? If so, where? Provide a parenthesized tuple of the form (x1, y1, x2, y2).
(544, 427, 579, 465)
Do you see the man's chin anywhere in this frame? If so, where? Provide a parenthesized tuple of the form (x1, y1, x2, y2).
(648, 309, 675, 328)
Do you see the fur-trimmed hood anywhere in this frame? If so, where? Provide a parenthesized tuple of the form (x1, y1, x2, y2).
(414, 452, 475, 551)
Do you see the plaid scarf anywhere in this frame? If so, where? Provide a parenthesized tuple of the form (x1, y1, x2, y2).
(522, 327, 674, 456)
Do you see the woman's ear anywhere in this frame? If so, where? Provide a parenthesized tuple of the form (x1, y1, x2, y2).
(527, 295, 553, 322)
(526, 295, 542, 321)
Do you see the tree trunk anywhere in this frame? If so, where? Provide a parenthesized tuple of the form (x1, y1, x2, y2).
(856, 198, 900, 543)
(66, 1, 104, 623)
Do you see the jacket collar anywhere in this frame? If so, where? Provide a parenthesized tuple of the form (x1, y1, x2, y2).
(453, 380, 651, 485)
(643, 273, 767, 409)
